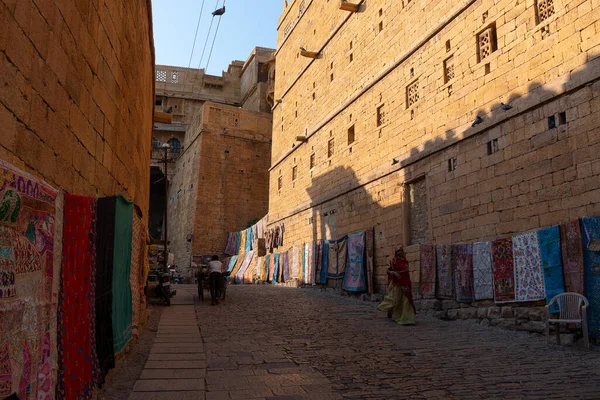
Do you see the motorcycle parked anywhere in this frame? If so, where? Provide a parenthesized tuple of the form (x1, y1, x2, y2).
(155, 272, 177, 306)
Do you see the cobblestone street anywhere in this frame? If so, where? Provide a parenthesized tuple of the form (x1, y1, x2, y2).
(196, 285, 599, 400)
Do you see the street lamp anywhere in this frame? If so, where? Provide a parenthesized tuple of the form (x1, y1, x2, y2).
(161, 143, 171, 271)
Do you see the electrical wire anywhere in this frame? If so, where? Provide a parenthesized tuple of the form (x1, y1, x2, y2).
(204, 0, 225, 72)
(187, 0, 207, 69)
(197, 0, 221, 70)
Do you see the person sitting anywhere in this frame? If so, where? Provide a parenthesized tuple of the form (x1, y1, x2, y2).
(208, 255, 223, 305)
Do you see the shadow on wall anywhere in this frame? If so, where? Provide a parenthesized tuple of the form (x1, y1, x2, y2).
(304, 57, 600, 293)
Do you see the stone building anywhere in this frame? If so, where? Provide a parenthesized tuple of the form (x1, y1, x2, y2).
(268, 0, 600, 293)
(0, 0, 154, 223)
(150, 47, 274, 268)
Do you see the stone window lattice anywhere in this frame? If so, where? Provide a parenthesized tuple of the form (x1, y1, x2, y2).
(156, 70, 167, 82)
(310, 153, 315, 169)
(444, 56, 455, 83)
(536, 0, 555, 23)
(406, 80, 420, 108)
(170, 71, 179, 83)
(477, 25, 497, 62)
(328, 139, 335, 158)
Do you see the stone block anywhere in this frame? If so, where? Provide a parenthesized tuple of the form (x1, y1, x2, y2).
(442, 300, 459, 310)
(458, 308, 478, 320)
(496, 319, 516, 330)
(416, 299, 442, 311)
(433, 310, 448, 320)
(446, 309, 459, 320)
(514, 307, 533, 321)
(476, 307, 488, 319)
(501, 306, 514, 319)
(528, 307, 546, 321)
(516, 321, 546, 334)
(487, 307, 501, 319)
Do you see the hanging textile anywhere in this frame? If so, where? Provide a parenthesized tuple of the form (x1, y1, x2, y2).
(112, 195, 133, 354)
(0, 160, 59, 399)
(230, 255, 245, 281)
(320, 241, 329, 285)
(581, 217, 600, 338)
(342, 232, 367, 292)
(263, 254, 271, 282)
(315, 241, 323, 284)
(305, 242, 313, 284)
(279, 223, 285, 247)
(255, 256, 263, 282)
(513, 232, 546, 302)
(221, 257, 231, 273)
(301, 244, 307, 284)
(273, 226, 280, 249)
(131, 211, 144, 336)
(283, 251, 290, 282)
(492, 238, 515, 303)
(290, 246, 299, 281)
(236, 251, 254, 284)
(310, 241, 317, 285)
(272, 253, 280, 284)
(95, 197, 116, 382)
(243, 253, 256, 284)
(365, 227, 375, 294)
(436, 245, 454, 299)
(226, 256, 238, 273)
(336, 237, 347, 279)
(277, 251, 284, 283)
(419, 244, 436, 298)
(225, 233, 237, 255)
(560, 220, 584, 294)
(326, 240, 337, 278)
(538, 226, 564, 313)
(245, 228, 252, 253)
(238, 230, 247, 255)
(472, 242, 494, 300)
(453, 244, 474, 302)
(235, 231, 242, 254)
(58, 195, 99, 399)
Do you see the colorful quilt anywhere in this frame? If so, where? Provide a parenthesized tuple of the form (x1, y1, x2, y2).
(326, 240, 337, 279)
(436, 245, 454, 299)
(315, 241, 323, 284)
(310, 241, 317, 285)
(226, 256, 238, 273)
(492, 238, 515, 303)
(224, 232, 237, 255)
(255, 256, 263, 281)
(290, 246, 300, 281)
(538, 226, 564, 313)
(560, 220, 584, 294)
(58, 195, 99, 399)
(320, 241, 328, 285)
(282, 251, 290, 282)
(230, 255, 245, 280)
(419, 244, 436, 298)
(581, 217, 600, 338)
(472, 242, 494, 300)
(342, 232, 367, 292)
(236, 251, 254, 284)
(272, 253, 280, 284)
(263, 254, 270, 282)
(513, 232, 546, 302)
(0, 161, 58, 398)
(245, 228, 252, 253)
(365, 228, 375, 294)
(453, 244, 474, 302)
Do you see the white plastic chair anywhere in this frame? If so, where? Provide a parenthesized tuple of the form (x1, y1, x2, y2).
(545, 292, 590, 350)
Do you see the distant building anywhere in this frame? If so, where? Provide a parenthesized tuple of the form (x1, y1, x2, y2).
(150, 47, 275, 269)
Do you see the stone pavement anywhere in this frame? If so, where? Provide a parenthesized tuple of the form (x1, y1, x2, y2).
(129, 285, 204, 399)
(198, 285, 599, 400)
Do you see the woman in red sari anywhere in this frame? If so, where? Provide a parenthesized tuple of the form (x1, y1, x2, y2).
(377, 247, 416, 325)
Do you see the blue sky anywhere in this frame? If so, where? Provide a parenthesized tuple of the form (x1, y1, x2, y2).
(152, 0, 282, 75)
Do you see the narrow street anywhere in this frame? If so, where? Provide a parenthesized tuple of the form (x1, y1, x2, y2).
(127, 285, 599, 399)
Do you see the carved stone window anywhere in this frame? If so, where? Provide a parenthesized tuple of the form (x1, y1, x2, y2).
(170, 71, 179, 83)
(536, 0, 555, 23)
(292, 165, 298, 181)
(328, 139, 335, 158)
(406, 80, 420, 108)
(444, 56, 455, 83)
(377, 104, 385, 126)
(156, 70, 167, 82)
(278, 175, 283, 191)
(477, 24, 497, 62)
(310, 153, 315, 169)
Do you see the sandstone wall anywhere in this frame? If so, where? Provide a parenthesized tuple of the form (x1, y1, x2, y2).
(269, 0, 600, 293)
(0, 0, 154, 216)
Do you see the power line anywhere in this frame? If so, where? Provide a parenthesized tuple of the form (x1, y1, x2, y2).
(187, 0, 207, 69)
(197, 0, 221, 71)
(205, 1, 225, 72)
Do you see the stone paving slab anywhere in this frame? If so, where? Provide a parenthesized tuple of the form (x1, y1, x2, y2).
(148, 353, 206, 361)
(150, 347, 204, 354)
(133, 378, 204, 392)
(139, 368, 205, 380)
(152, 341, 203, 347)
(144, 360, 206, 369)
(128, 391, 204, 400)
